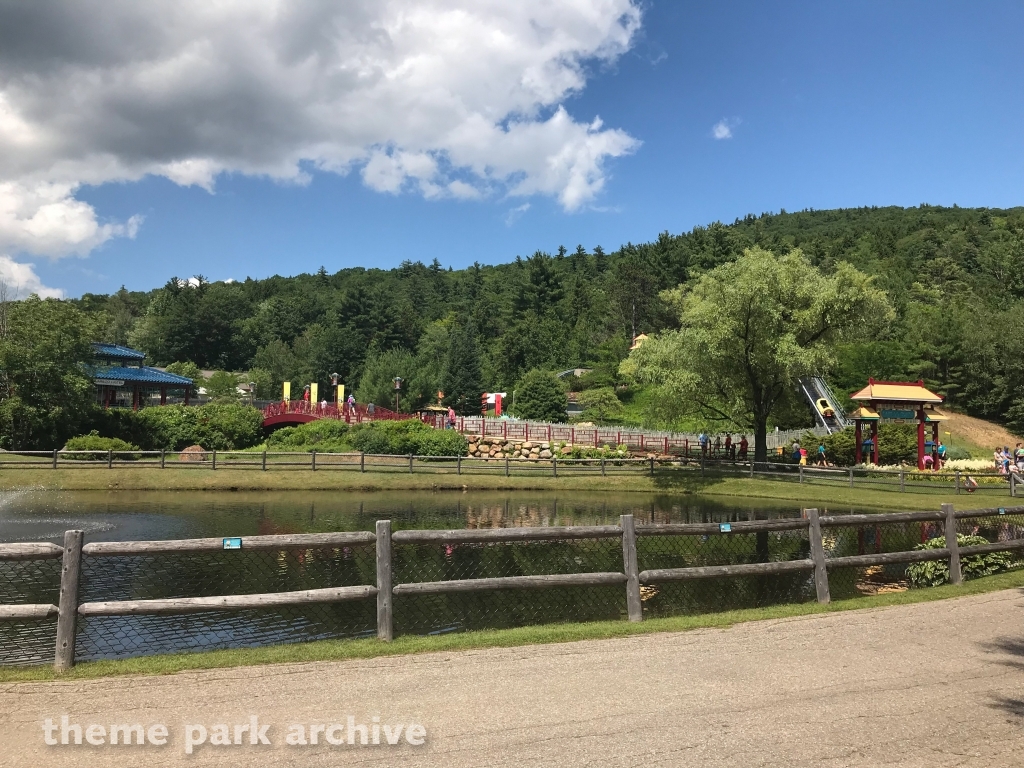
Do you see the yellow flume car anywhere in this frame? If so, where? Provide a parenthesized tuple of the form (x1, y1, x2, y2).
(816, 398, 835, 418)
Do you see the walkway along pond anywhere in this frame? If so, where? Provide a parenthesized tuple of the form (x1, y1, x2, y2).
(2, 502, 1024, 669)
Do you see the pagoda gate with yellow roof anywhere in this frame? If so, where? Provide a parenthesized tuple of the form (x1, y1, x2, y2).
(849, 379, 948, 470)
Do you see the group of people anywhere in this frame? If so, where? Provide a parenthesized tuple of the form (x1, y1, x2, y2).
(791, 440, 829, 466)
(994, 444, 1024, 476)
(696, 433, 749, 460)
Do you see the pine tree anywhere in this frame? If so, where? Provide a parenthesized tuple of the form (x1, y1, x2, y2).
(441, 321, 484, 415)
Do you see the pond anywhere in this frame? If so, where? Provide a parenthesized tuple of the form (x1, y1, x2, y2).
(0, 489, 873, 666)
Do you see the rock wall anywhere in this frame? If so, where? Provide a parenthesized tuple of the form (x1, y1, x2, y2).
(466, 436, 559, 460)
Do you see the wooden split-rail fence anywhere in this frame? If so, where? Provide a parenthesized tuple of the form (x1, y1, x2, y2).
(3, 503, 1024, 671)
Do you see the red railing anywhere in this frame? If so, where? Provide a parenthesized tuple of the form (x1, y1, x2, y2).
(262, 400, 413, 424)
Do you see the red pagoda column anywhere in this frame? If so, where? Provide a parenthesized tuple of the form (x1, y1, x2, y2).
(871, 421, 879, 465)
(160, 386, 167, 405)
(855, 421, 862, 464)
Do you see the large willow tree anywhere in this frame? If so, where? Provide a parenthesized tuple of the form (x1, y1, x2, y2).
(622, 248, 892, 461)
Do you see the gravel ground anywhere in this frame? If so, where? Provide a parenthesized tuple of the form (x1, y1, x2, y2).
(2, 589, 1023, 767)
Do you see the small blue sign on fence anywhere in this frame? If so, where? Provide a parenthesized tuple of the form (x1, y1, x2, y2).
(222, 537, 242, 550)
(998, 508, 1006, 515)
(719, 523, 732, 533)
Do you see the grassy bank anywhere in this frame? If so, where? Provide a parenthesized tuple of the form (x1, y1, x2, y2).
(3, 568, 1022, 683)
(0, 465, 1001, 510)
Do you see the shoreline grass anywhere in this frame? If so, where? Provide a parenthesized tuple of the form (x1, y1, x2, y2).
(3, 569, 1022, 684)
(0, 466, 1006, 511)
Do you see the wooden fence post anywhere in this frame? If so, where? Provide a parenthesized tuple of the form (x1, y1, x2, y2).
(505, 457, 510, 477)
(620, 514, 643, 622)
(848, 467, 854, 488)
(955, 471, 961, 495)
(457, 455, 461, 475)
(1012, 474, 1017, 498)
(107, 449, 113, 469)
(900, 469, 905, 493)
(649, 456, 655, 476)
(552, 458, 557, 478)
(409, 453, 414, 473)
(807, 508, 830, 604)
(311, 450, 316, 472)
(160, 449, 166, 469)
(799, 465, 803, 484)
(262, 451, 267, 471)
(54, 529, 84, 671)
(601, 458, 606, 476)
(360, 452, 365, 473)
(211, 450, 217, 470)
(375, 520, 393, 641)
(943, 503, 962, 585)
(52, 448, 58, 469)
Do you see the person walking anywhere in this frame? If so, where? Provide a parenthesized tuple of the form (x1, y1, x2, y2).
(347, 393, 356, 416)
(367, 402, 376, 419)
(447, 406, 456, 430)
(724, 434, 733, 460)
(816, 441, 827, 466)
(799, 446, 808, 466)
(738, 435, 748, 461)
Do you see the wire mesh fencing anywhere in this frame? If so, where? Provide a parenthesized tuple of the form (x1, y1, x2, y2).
(76, 544, 377, 661)
(636, 526, 815, 616)
(0, 557, 61, 666)
(392, 537, 627, 634)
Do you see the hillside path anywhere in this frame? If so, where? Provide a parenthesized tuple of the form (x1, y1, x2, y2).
(2, 590, 1024, 767)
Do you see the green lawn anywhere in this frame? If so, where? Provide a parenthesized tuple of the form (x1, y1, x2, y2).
(3, 567, 1022, 683)
(0, 464, 1006, 511)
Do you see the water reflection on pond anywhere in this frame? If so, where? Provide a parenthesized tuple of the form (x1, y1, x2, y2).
(0, 489, 879, 666)
(0, 489, 870, 544)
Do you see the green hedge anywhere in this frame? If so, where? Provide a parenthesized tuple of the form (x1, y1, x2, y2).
(63, 431, 140, 459)
(134, 405, 265, 450)
(265, 420, 351, 452)
(348, 420, 468, 457)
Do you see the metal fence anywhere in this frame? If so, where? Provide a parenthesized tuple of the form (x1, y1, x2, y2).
(3, 503, 1024, 669)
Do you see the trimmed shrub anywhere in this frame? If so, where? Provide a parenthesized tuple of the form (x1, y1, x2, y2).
(414, 428, 468, 457)
(135, 404, 264, 450)
(905, 534, 1016, 587)
(63, 431, 139, 460)
(348, 419, 467, 456)
(266, 420, 351, 451)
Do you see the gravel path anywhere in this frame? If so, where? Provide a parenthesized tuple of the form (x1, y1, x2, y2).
(2, 590, 1023, 767)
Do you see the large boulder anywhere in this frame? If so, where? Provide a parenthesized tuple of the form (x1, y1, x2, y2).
(179, 445, 207, 462)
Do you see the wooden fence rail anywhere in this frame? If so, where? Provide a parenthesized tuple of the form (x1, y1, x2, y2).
(2, 502, 1024, 670)
(4, 449, 1020, 498)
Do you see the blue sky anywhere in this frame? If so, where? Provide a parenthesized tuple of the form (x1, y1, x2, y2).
(3, 1, 1021, 298)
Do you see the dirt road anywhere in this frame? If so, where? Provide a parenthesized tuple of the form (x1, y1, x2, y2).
(3, 590, 1023, 767)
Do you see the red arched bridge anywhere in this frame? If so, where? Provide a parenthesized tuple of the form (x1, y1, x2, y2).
(262, 401, 415, 428)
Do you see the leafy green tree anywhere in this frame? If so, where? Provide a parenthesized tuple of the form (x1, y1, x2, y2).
(577, 387, 623, 424)
(512, 369, 568, 422)
(0, 297, 99, 449)
(205, 370, 240, 400)
(441, 321, 484, 415)
(624, 248, 892, 461)
(355, 347, 417, 411)
(164, 360, 202, 382)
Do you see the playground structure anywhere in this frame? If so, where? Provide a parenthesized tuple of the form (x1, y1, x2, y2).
(849, 379, 947, 470)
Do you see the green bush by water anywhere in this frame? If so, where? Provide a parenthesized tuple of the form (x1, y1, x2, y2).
(263, 419, 468, 456)
(63, 431, 140, 459)
(905, 534, 1016, 587)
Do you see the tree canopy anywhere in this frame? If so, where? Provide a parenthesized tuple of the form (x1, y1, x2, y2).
(623, 248, 892, 460)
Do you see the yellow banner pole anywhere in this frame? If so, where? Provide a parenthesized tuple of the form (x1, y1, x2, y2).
(283, 382, 291, 402)
(310, 382, 318, 404)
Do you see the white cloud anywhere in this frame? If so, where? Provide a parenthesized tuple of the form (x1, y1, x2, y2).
(0, 0, 643, 263)
(712, 118, 740, 140)
(505, 202, 531, 226)
(0, 255, 64, 298)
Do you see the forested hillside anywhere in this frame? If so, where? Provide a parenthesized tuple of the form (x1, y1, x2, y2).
(71, 204, 1024, 429)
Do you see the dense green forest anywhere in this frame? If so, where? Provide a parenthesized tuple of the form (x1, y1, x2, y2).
(68, 204, 1024, 430)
